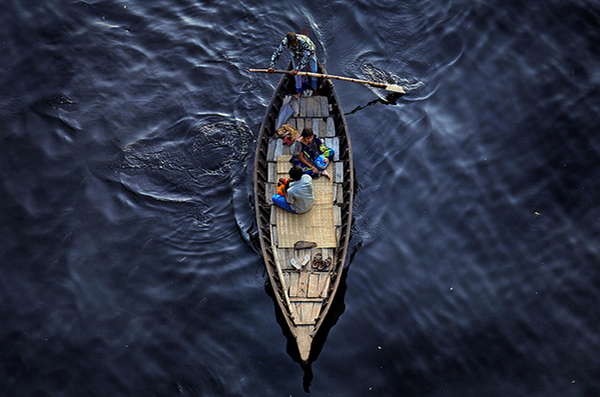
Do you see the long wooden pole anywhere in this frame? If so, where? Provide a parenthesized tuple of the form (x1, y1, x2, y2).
(249, 68, 405, 94)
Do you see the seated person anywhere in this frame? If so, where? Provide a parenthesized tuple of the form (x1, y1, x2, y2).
(290, 127, 334, 179)
(272, 165, 314, 214)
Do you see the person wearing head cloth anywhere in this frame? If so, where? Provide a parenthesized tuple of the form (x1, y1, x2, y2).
(267, 32, 318, 98)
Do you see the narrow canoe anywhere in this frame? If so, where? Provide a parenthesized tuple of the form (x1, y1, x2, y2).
(253, 61, 354, 363)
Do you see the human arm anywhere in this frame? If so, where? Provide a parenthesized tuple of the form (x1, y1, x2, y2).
(315, 136, 329, 164)
(299, 152, 318, 173)
(269, 39, 286, 70)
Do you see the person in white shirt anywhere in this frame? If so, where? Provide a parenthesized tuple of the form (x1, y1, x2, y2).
(272, 165, 315, 214)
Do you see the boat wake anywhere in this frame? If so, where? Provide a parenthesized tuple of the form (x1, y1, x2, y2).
(344, 63, 425, 115)
(94, 116, 253, 235)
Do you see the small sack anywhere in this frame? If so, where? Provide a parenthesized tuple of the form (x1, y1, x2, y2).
(314, 154, 327, 170)
(282, 135, 294, 146)
(277, 124, 299, 140)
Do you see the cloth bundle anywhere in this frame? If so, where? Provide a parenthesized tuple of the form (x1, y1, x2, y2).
(277, 124, 299, 146)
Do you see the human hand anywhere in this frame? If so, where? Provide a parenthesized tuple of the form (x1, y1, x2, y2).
(267, 67, 274, 74)
(290, 69, 299, 76)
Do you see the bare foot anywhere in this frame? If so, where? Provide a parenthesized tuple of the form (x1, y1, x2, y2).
(293, 93, 301, 99)
(321, 170, 331, 180)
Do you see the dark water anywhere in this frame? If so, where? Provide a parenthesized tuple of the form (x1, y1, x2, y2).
(1, 0, 599, 395)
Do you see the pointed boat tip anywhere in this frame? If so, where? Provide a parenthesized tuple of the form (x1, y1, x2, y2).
(296, 327, 314, 364)
(299, 351, 310, 365)
(298, 345, 312, 364)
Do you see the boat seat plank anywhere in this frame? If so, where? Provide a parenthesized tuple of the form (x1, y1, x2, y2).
(268, 162, 278, 183)
(293, 302, 303, 323)
(333, 183, 343, 203)
(293, 302, 317, 325)
(290, 296, 324, 302)
(333, 206, 341, 226)
(274, 139, 284, 158)
(305, 99, 313, 118)
(283, 272, 291, 293)
(267, 139, 277, 162)
(292, 302, 304, 324)
(306, 97, 321, 117)
(316, 118, 327, 136)
(288, 272, 300, 296)
(279, 250, 294, 271)
(296, 272, 309, 297)
(324, 247, 335, 257)
(318, 273, 331, 297)
(311, 118, 320, 135)
(306, 302, 319, 324)
(324, 137, 340, 161)
(325, 118, 335, 137)
(309, 301, 321, 323)
(299, 98, 307, 117)
(307, 273, 321, 297)
(334, 162, 344, 183)
(278, 249, 291, 270)
(265, 183, 275, 204)
(320, 97, 330, 117)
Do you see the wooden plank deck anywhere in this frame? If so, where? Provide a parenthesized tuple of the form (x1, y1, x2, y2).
(267, 95, 343, 326)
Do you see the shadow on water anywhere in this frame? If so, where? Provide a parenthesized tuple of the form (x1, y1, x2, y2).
(344, 92, 405, 115)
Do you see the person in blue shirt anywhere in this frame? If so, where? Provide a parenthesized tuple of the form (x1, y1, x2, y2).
(267, 32, 318, 98)
(290, 127, 334, 179)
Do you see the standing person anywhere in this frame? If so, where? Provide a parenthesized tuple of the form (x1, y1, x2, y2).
(290, 127, 334, 179)
(267, 32, 318, 98)
(272, 165, 315, 214)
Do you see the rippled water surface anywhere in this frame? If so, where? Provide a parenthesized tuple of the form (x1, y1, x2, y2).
(1, 0, 599, 395)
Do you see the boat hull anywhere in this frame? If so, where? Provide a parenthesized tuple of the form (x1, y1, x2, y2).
(253, 62, 354, 363)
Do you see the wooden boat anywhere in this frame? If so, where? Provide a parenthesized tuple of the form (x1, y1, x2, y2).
(253, 61, 354, 363)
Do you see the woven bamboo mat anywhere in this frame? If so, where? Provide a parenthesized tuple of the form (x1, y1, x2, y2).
(276, 155, 336, 248)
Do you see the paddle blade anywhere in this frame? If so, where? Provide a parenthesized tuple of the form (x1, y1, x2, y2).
(385, 85, 405, 94)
